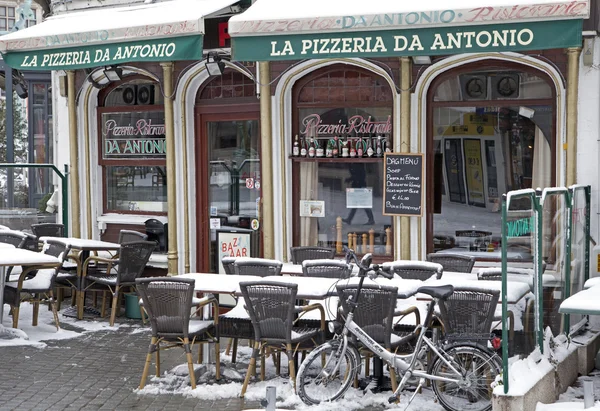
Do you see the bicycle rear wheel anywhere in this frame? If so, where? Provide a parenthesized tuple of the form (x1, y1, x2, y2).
(297, 341, 359, 405)
(430, 345, 501, 411)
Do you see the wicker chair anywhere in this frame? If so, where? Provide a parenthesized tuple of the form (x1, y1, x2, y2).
(336, 284, 420, 387)
(136, 277, 220, 389)
(220, 257, 283, 363)
(118, 230, 148, 243)
(426, 253, 476, 273)
(3, 239, 72, 330)
(290, 246, 335, 264)
(437, 286, 500, 345)
(301, 259, 350, 279)
(221, 257, 237, 274)
(31, 223, 65, 238)
(383, 260, 444, 281)
(0, 230, 32, 278)
(239, 281, 324, 397)
(82, 241, 156, 326)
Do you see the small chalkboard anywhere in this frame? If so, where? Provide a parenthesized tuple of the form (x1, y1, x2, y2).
(383, 153, 424, 216)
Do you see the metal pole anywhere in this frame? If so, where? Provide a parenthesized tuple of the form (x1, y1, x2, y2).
(160, 62, 178, 275)
(6, 68, 14, 208)
(501, 194, 509, 394)
(564, 190, 573, 333)
(535, 189, 544, 351)
(259, 61, 274, 259)
(67, 70, 80, 238)
(400, 56, 411, 260)
(566, 47, 581, 186)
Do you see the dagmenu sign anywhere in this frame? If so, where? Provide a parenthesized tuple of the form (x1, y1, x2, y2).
(383, 153, 423, 217)
(232, 19, 582, 61)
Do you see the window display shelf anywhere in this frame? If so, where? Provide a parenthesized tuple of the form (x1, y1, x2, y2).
(290, 157, 383, 163)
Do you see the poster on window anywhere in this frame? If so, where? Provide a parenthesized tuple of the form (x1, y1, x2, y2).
(217, 231, 251, 274)
(463, 139, 485, 207)
(299, 200, 325, 218)
(346, 188, 373, 209)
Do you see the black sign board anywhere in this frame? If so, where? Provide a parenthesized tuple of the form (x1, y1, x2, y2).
(383, 153, 424, 216)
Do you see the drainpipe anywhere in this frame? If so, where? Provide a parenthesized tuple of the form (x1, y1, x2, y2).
(259, 61, 274, 259)
(400, 57, 412, 259)
(566, 47, 581, 186)
(161, 62, 178, 275)
(67, 70, 80, 238)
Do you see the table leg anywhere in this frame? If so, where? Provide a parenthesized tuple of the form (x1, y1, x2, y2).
(0, 266, 5, 323)
(76, 251, 91, 320)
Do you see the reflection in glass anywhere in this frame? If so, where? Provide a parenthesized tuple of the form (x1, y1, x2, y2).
(105, 166, 166, 212)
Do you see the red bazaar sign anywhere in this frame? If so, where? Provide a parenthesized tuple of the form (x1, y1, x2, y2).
(300, 113, 392, 136)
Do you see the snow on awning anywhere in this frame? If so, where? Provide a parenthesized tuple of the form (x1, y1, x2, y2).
(228, 0, 588, 61)
(0, 0, 238, 70)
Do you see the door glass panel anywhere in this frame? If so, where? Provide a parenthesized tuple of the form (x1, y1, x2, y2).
(207, 120, 261, 274)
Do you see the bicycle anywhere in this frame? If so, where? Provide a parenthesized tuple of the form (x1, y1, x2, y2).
(296, 252, 502, 411)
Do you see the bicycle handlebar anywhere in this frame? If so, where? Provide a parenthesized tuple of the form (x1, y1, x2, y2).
(343, 247, 395, 280)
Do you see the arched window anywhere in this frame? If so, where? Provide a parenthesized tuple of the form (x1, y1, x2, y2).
(427, 62, 556, 257)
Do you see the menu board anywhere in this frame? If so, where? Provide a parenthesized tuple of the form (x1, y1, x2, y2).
(383, 153, 424, 216)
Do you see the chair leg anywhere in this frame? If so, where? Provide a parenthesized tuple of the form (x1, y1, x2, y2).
(139, 336, 156, 389)
(215, 341, 221, 381)
(32, 295, 39, 326)
(101, 293, 107, 318)
(365, 353, 370, 377)
(276, 352, 281, 376)
(232, 338, 238, 363)
(184, 338, 197, 389)
(155, 341, 161, 377)
(241, 341, 260, 398)
(260, 345, 266, 381)
(198, 344, 204, 364)
(12, 306, 19, 329)
(389, 362, 398, 398)
(225, 338, 233, 355)
(56, 288, 63, 311)
(286, 344, 296, 392)
(49, 291, 60, 331)
(92, 291, 98, 308)
(109, 286, 120, 326)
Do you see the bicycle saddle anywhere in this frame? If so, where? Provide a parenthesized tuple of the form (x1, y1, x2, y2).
(416, 285, 454, 300)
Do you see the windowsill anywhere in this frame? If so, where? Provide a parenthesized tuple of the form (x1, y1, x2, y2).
(291, 157, 383, 162)
(98, 213, 167, 225)
(148, 253, 168, 269)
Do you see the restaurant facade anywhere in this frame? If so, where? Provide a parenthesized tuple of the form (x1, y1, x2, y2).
(0, 0, 597, 276)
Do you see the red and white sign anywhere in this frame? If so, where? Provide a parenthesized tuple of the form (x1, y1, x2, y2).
(246, 178, 254, 189)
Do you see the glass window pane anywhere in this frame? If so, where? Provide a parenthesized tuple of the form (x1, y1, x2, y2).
(0, 8, 6, 16)
(105, 166, 166, 212)
(8, 7, 15, 17)
(0, 20, 7, 30)
(8, 19, 14, 29)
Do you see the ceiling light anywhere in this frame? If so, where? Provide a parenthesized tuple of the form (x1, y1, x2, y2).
(15, 82, 28, 99)
(412, 56, 432, 65)
(205, 52, 225, 77)
(103, 66, 123, 82)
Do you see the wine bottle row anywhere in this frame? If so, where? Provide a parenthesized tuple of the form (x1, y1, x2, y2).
(292, 135, 391, 158)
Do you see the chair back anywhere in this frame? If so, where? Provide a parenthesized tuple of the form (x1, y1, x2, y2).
(437, 286, 499, 342)
(31, 223, 65, 238)
(136, 277, 194, 338)
(383, 260, 443, 280)
(234, 258, 283, 277)
(302, 259, 350, 279)
(41, 239, 72, 263)
(477, 267, 534, 291)
(0, 230, 28, 248)
(240, 281, 297, 343)
(221, 257, 237, 274)
(116, 241, 156, 284)
(426, 253, 475, 273)
(336, 284, 397, 349)
(290, 246, 335, 264)
(118, 229, 148, 243)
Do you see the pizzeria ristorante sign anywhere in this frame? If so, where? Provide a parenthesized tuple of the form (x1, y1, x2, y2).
(102, 112, 166, 160)
(3, 35, 202, 71)
(231, 19, 582, 61)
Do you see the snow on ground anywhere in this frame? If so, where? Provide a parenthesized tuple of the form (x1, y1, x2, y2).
(0, 302, 147, 348)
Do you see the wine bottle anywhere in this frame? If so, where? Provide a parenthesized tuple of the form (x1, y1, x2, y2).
(349, 138, 357, 158)
(357, 136, 364, 157)
(376, 135, 383, 157)
(325, 139, 333, 158)
(341, 137, 349, 158)
(366, 136, 374, 157)
(292, 134, 300, 157)
(332, 136, 339, 158)
(384, 135, 392, 153)
(316, 138, 324, 157)
(300, 137, 307, 157)
(308, 137, 316, 158)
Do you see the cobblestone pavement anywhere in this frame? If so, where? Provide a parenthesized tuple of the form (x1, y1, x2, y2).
(0, 318, 388, 411)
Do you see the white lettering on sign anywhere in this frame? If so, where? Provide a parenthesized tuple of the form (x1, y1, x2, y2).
(104, 119, 165, 137)
(300, 113, 392, 136)
(17, 42, 177, 68)
(104, 138, 166, 156)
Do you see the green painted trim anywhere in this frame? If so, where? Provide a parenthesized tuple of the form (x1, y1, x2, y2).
(3, 35, 203, 71)
(232, 19, 583, 61)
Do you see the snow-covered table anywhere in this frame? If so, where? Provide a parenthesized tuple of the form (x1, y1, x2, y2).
(280, 262, 360, 276)
(40, 237, 121, 319)
(559, 285, 600, 315)
(583, 277, 600, 290)
(0, 248, 61, 326)
(436, 248, 532, 260)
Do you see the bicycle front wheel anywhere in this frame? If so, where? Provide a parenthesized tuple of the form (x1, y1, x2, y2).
(297, 341, 359, 405)
(430, 345, 501, 411)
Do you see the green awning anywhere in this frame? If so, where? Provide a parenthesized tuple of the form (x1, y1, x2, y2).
(0, 0, 239, 71)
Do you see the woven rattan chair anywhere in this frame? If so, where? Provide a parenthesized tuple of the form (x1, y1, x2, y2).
(437, 286, 500, 344)
(118, 230, 148, 243)
(336, 284, 420, 386)
(301, 259, 350, 279)
(221, 257, 237, 274)
(383, 260, 444, 281)
(136, 277, 220, 389)
(239, 281, 324, 397)
(3, 239, 71, 330)
(220, 257, 283, 363)
(82, 240, 155, 325)
(290, 246, 335, 264)
(31, 223, 65, 238)
(426, 253, 476, 273)
(0, 230, 32, 278)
